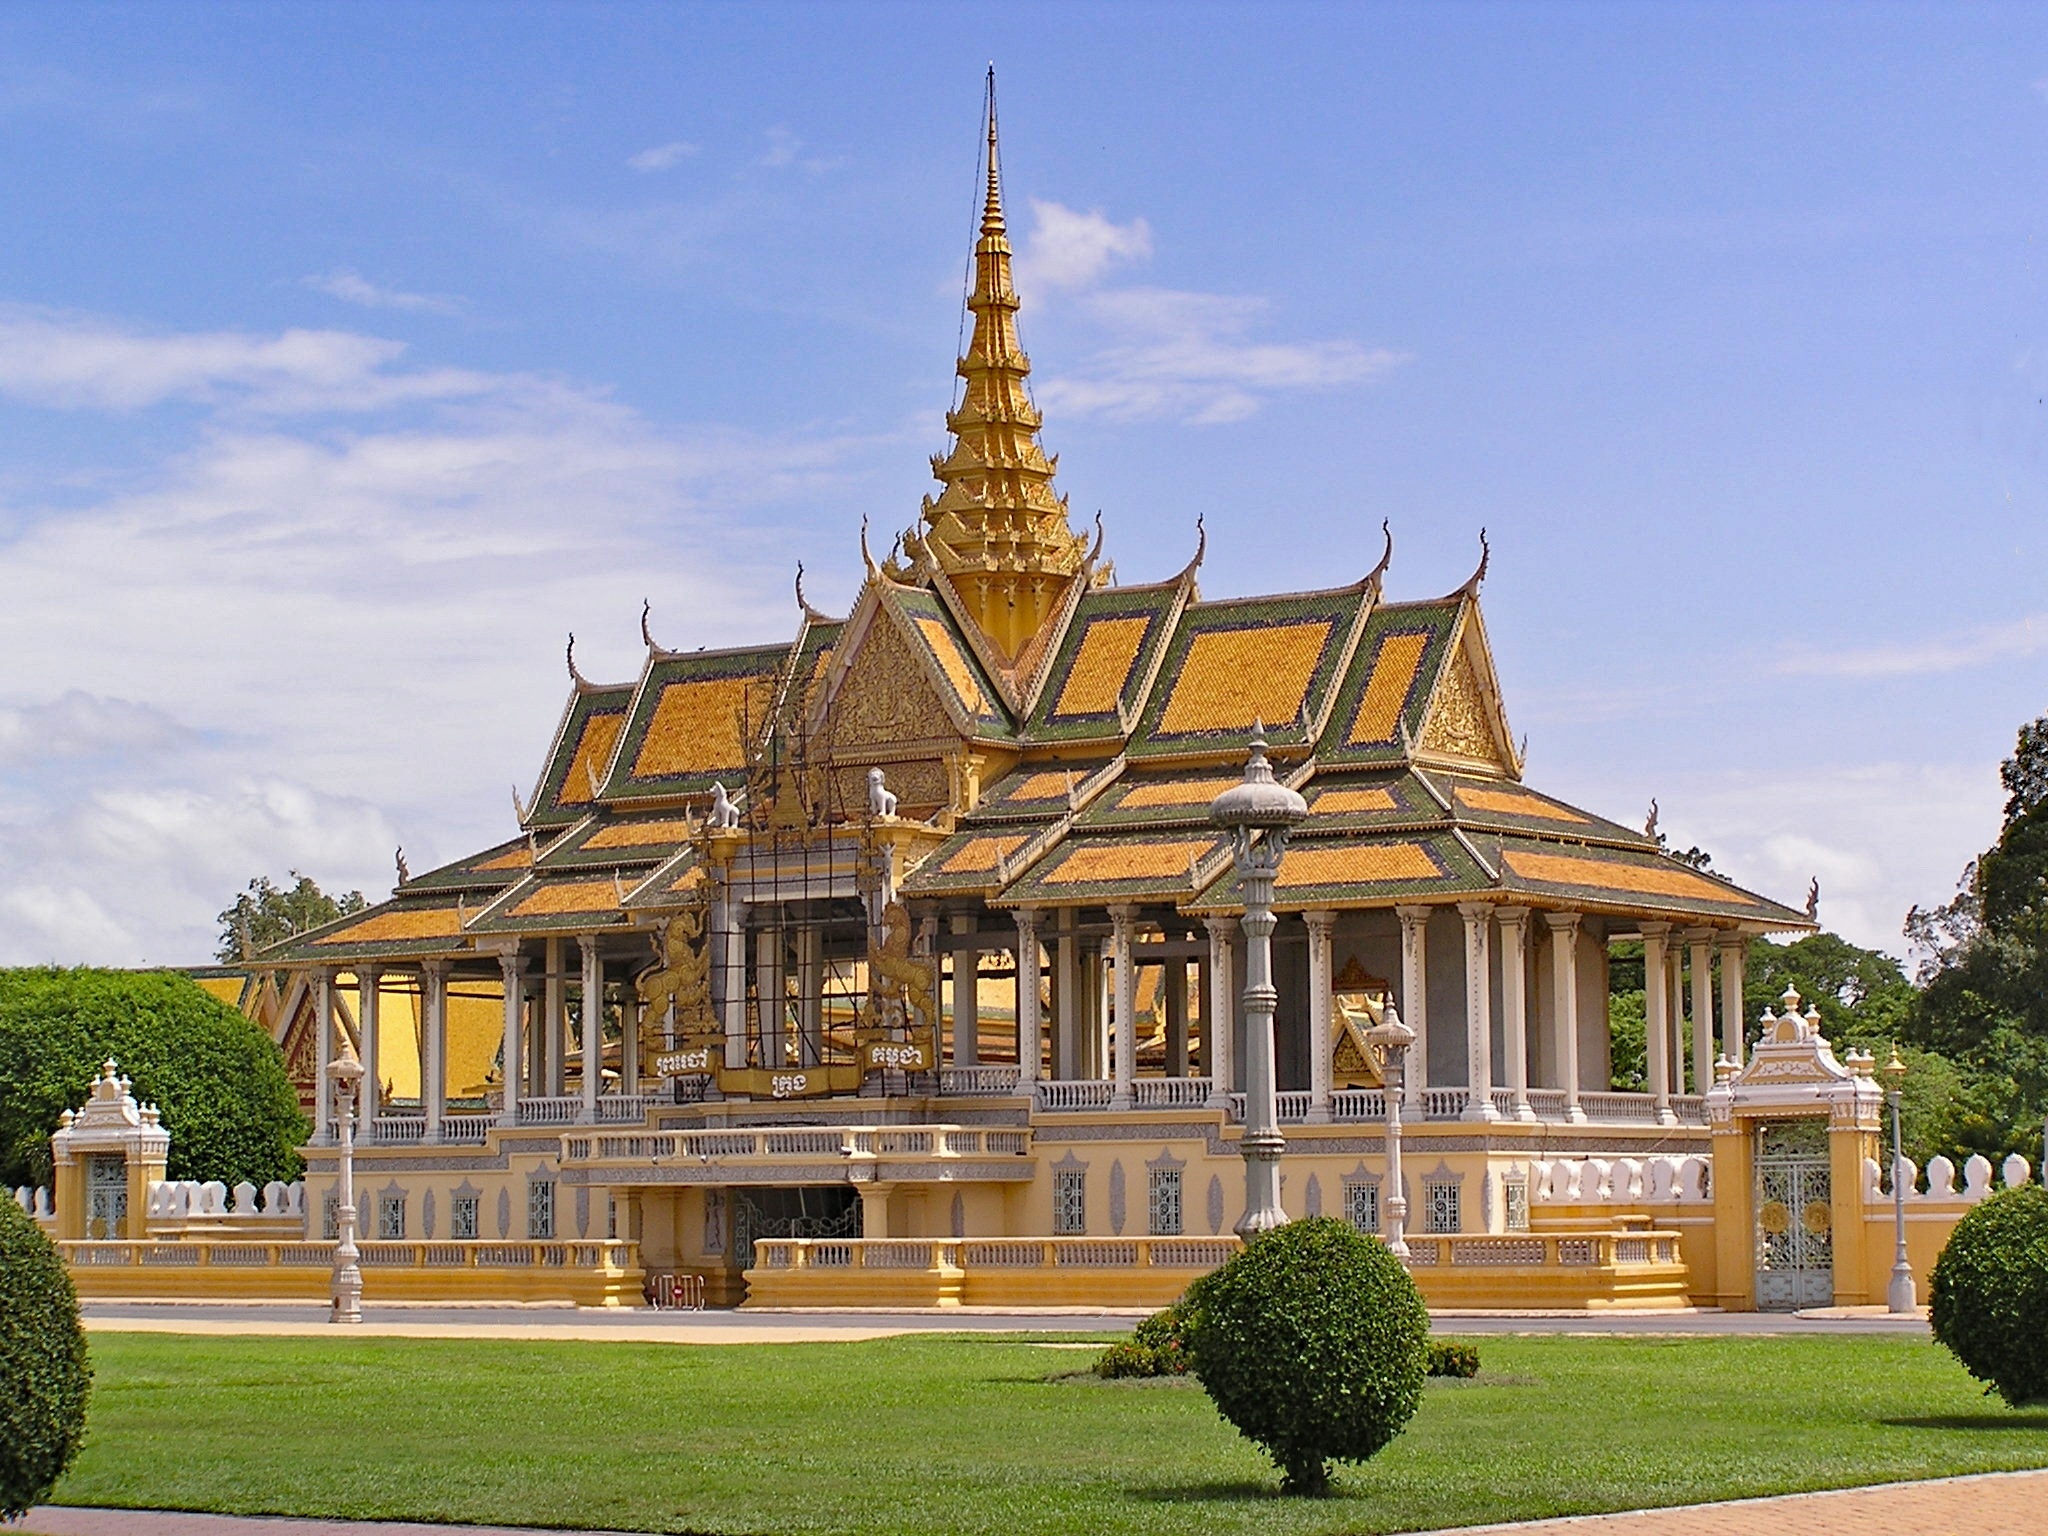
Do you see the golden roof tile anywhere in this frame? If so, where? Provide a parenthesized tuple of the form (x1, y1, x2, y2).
(1155, 621, 1333, 735)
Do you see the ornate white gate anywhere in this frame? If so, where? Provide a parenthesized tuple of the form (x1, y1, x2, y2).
(1754, 1119, 1831, 1310)
(86, 1152, 128, 1240)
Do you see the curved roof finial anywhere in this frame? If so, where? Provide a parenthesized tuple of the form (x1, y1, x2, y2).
(1365, 518, 1394, 595)
(1168, 513, 1207, 587)
(511, 782, 534, 824)
(795, 561, 835, 624)
(566, 632, 591, 688)
(859, 516, 880, 580)
(640, 599, 660, 652)
(1460, 528, 1491, 597)
(1085, 510, 1106, 568)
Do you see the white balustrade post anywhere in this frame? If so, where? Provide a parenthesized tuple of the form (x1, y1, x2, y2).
(1012, 911, 1041, 1085)
(580, 936, 603, 1122)
(1304, 910, 1336, 1124)
(1686, 929, 1715, 1099)
(1457, 903, 1499, 1121)
(499, 950, 526, 1126)
(1110, 905, 1137, 1111)
(1641, 924, 1674, 1124)
(1395, 905, 1431, 1110)
(1543, 912, 1586, 1122)
(1717, 935, 1748, 1068)
(1204, 916, 1237, 1109)
(358, 967, 382, 1125)
(313, 967, 336, 1142)
(421, 959, 449, 1141)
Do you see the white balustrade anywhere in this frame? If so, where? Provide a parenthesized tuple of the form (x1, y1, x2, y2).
(368, 1115, 427, 1144)
(560, 1123, 1032, 1165)
(1420, 1088, 1470, 1120)
(1130, 1077, 1213, 1108)
(1329, 1089, 1386, 1122)
(145, 1179, 305, 1222)
(1032, 1079, 1115, 1112)
(1531, 1156, 1711, 1205)
(1863, 1151, 2035, 1205)
(938, 1066, 1024, 1097)
(517, 1097, 584, 1126)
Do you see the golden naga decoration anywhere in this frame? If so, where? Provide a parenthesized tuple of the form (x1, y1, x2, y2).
(860, 898, 936, 1042)
(903, 68, 1093, 663)
(637, 902, 713, 1037)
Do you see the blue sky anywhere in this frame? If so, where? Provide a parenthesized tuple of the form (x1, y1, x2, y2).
(1, 2, 2043, 963)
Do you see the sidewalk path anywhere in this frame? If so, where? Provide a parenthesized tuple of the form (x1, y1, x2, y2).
(25, 1470, 2048, 1536)
(78, 1299, 1928, 1344)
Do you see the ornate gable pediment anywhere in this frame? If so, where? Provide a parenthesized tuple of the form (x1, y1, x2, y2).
(1417, 604, 1519, 777)
(824, 594, 971, 753)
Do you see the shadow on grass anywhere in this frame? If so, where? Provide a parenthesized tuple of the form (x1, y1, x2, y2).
(1125, 1480, 1289, 1503)
(1881, 1413, 2048, 1431)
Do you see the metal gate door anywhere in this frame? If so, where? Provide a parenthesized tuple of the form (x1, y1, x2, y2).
(87, 1153, 128, 1240)
(1754, 1119, 1832, 1310)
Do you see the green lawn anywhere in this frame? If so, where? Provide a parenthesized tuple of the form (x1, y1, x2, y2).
(52, 1331, 2048, 1535)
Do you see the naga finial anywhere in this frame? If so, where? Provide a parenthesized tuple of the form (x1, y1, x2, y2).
(1461, 528, 1491, 596)
(566, 633, 591, 687)
(640, 599, 658, 651)
(1365, 519, 1394, 595)
(859, 516, 879, 579)
(395, 846, 410, 886)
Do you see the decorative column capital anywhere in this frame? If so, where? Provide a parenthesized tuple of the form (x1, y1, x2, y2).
(1456, 900, 1493, 923)
(1394, 903, 1433, 929)
(1716, 930, 1750, 955)
(1638, 921, 1672, 940)
(1202, 914, 1236, 940)
(1681, 925, 1717, 947)
(1541, 910, 1582, 936)
(1302, 908, 1337, 939)
(1011, 908, 1039, 938)
(1494, 904, 1530, 932)
(419, 957, 451, 981)
(577, 933, 603, 960)
(497, 950, 529, 980)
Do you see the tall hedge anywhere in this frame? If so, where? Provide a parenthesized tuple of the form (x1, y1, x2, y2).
(0, 968, 307, 1191)
(0, 1197, 92, 1517)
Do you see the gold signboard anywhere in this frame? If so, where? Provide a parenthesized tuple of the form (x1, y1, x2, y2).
(863, 1039, 931, 1073)
(654, 1046, 717, 1078)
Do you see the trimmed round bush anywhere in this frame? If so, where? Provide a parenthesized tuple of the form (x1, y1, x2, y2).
(1186, 1216, 1429, 1494)
(1930, 1184, 2048, 1407)
(0, 1198, 92, 1518)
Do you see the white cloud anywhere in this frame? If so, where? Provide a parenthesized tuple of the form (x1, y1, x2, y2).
(1608, 761, 2002, 954)
(0, 305, 893, 964)
(756, 125, 836, 174)
(0, 303, 500, 413)
(1015, 201, 1407, 425)
(1016, 200, 1152, 292)
(627, 140, 699, 173)
(304, 269, 464, 317)
(1778, 612, 2048, 678)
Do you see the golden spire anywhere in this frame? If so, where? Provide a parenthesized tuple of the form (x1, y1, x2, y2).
(907, 66, 1089, 663)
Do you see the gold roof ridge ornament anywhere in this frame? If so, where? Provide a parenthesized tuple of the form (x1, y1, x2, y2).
(905, 64, 1091, 665)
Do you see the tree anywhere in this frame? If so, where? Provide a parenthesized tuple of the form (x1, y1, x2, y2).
(1906, 713, 2048, 1164)
(216, 872, 365, 964)
(0, 1199, 90, 1519)
(0, 969, 307, 1190)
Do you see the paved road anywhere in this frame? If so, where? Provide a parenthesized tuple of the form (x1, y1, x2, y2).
(23, 1468, 2048, 1536)
(80, 1299, 1930, 1342)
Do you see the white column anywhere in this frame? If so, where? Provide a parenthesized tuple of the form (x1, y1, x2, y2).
(543, 937, 565, 1097)
(622, 991, 641, 1095)
(1165, 949, 1189, 1078)
(1304, 909, 1336, 1123)
(421, 959, 448, 1141)
(1497, 906, 1535, 1121)
(1543, 913, 1585, 1122)
(1718, 935, 1748, 1067)
(1395, 905, 1430, 1109)
(1012, 911, 1041, 1085)
(717, 897, 747, 1071)
(1055, 916, 1079, 1080)
(756, 918, 784, 1071)
(949, 913, 979, 1068)
(1204, 916, 1236, 1108)
(1686, 929, 1715, 1097)
(498, 952, 525, 1126)
(1110, 905, 1137, 1109)
(579, 936, 602, 1122)
(1641, 923, 1674, 1124)
(358, 968, 382, 1125)
(314, 968, 336, 1142)
(797, 920, 823, 1068)
(1666, 947, 1686, 1095)
(1458, 903, 1499, 1120)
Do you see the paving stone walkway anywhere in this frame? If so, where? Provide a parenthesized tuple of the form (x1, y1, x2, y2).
(21, 1468, 2048, 1536)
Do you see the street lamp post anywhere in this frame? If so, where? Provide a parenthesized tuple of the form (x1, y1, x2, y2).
(1883, 1047, 1915, 1315)
(328, 1056, 365, 1325)
(1365, 1001, 1416, 1259)
(1209, 726, 1308, 1238)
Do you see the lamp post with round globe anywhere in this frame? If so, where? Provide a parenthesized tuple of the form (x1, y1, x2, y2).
(1883, 1047, 1916, 1314)
(327, 1056, 365, 1324)
(1209, 726, 1308, 1238)
(1365, 1002, 1417, 1258)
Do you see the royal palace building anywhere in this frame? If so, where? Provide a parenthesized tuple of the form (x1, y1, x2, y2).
(49, 90, 2010, 1316)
